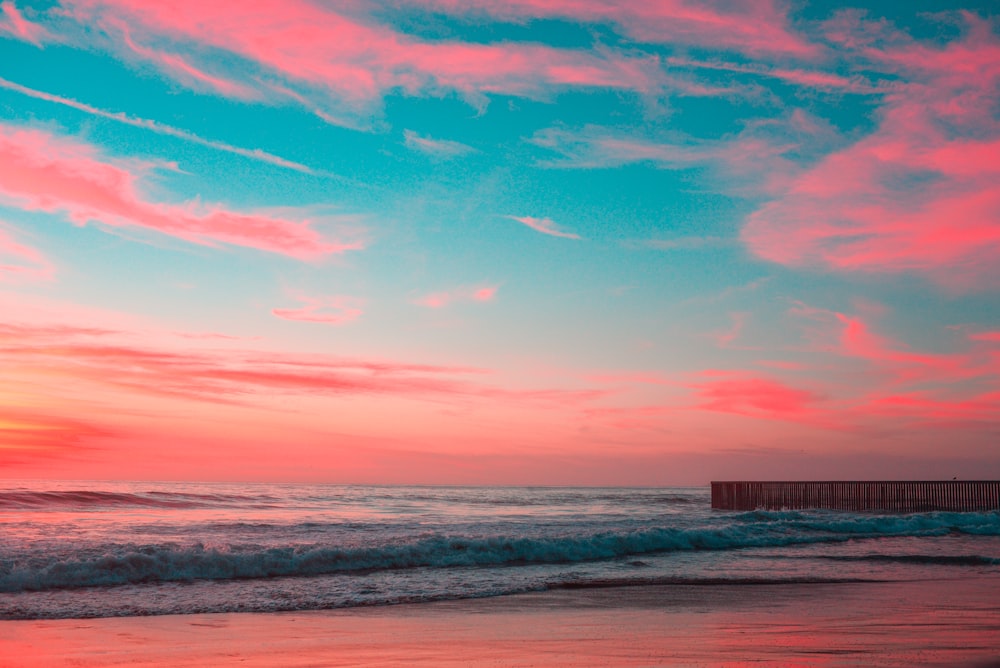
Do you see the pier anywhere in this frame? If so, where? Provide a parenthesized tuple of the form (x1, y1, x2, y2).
(711, 481, 1000, 512)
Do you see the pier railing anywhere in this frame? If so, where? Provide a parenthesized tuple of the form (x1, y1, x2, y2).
(711, 481, 1000, 512)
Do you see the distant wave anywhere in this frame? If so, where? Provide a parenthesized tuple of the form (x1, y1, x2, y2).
(398, 493, 702, 506)
(548, 575, 877, 590)
(731, 508, 1000, 535)
(317, 491, 703, 507)
(0, 490, 277, 510)
(0, 488, 697, 510)
(3, 511, 998, 593)
(816, 554, 1000, 566)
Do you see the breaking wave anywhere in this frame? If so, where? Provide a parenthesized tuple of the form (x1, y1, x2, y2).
(3, 510, 998, 593)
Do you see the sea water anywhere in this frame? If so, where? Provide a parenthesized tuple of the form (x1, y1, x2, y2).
(1, 481, 998, 619)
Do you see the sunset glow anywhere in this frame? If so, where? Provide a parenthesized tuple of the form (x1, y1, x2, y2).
(1, 0, 998, 484)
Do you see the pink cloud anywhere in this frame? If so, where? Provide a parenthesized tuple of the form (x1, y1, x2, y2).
(970, 331, 1000, 343)
(403, 130, 474, 158)
(0, 123, 360, 259)
(692, 371, 828, 425)
(0, 226, 54, 282)
(272, 295, 363, 325)
(61, 0, 660, 122)
(410, 0, 818, 59)
(415, 284, 498, 308)
(781, 303, 1000, 429)
(507, 215, 580, 240)
(117, 26, 261, 100)
(742, 16, 1000, 288)
(788, 302, 993, 385)
(834, 313, 973, 384)
(863, 389, 1000, 425)
(0, 1, 48, 45)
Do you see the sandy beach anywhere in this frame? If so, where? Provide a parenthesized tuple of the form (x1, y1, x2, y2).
(3, 577, 999, 667)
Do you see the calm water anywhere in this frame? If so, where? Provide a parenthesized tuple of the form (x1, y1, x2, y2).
(1, 481, 998, 619)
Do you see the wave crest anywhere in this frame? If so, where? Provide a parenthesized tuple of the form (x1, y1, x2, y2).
(3, 510, 998, 593)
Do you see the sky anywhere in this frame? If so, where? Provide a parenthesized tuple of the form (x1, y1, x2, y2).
(0, 0, 998, 485)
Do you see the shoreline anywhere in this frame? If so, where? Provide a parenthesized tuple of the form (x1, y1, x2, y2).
(3, 577, 999, 666)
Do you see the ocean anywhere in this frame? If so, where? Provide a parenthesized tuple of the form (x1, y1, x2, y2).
(1, 480, 999, 620)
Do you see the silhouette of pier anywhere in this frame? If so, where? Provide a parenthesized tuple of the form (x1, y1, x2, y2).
(711, 481, 1000, 512)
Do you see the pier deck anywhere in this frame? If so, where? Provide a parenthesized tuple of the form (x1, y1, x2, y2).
(711, 481, 1000, 512)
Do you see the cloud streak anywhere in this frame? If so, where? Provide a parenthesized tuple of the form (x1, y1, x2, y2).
(507, 215, 581, 240)
(59, 0, 661, 124)
(415, 285, 498, 308)
(530, 123, 806, 195)
(0, 1, 47, 45)
(0, 320, 603, 421)
(0, 123, 360, 259)
(403, 130, 474, 158)
(272, 295, 363, 325)
(406, 0, 818, 58)
(0, 76, 320, 175)
(0, 225, 54, 282)
(0, 322, 483, 405)
(665, 56, 883, 93)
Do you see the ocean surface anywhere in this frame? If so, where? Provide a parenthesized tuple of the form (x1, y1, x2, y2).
(1, 481, 999, 619)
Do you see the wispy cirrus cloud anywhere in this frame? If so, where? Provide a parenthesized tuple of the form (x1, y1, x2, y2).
(0, 76, 321, 175)
(116, 26, 262, 100)
(834, 313, 977, 384)
(405, 0, 819, 59)
(403, 130, 474, 158)
(664, 56, 884, 93)
(507, 215, 580, 240)
(0, 1, 48, 45)
(0, 225, 54, 282)
(55, 0, 661, 125)
(529, 115, 829, 195)
(0, 321, 485, 406)
(789, 301, 999, 385)
(415, 284, 498, 308)
(272, 295, 363, 325)
(0, 122, 362, 259)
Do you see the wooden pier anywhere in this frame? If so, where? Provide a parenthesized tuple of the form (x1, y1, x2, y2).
(711, 481, 1000, 512)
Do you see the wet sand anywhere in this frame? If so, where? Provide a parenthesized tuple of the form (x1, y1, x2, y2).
(2, 577, 999, 667)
